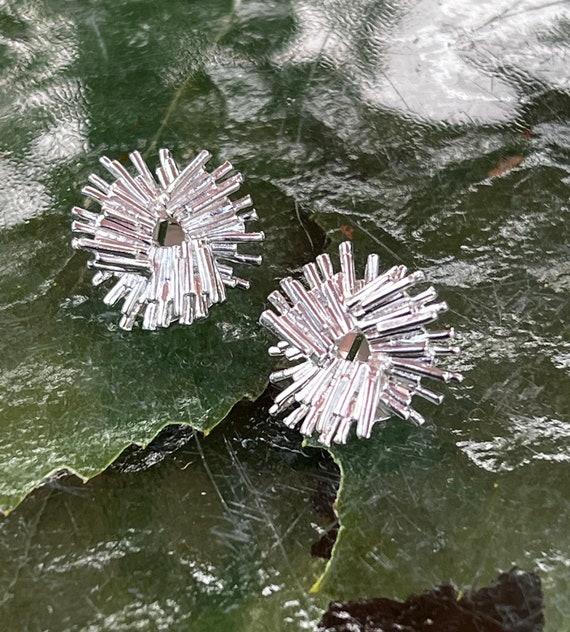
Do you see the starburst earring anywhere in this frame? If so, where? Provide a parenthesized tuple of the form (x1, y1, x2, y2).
(260, 241, 463, 445)
(72, 149, 263, 330)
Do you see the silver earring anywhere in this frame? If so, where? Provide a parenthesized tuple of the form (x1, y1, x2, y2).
(260, 241, 463, 445)
(72, 149, 263, 330)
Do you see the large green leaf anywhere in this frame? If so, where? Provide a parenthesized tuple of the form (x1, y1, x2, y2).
(0, 0, 321, 513)
(0, 401, 338, 631)
(293, 52, 570, 632)
(1, 0, 569, 629)
(263, 5, 570, 626)
(0, 164, 324, 514)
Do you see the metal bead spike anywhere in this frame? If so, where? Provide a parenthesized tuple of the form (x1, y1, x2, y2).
(260, 241, 463, 446)
(72, 149, 264, 330)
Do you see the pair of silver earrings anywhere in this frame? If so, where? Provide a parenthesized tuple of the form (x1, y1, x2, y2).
(72, 149, 462, 446)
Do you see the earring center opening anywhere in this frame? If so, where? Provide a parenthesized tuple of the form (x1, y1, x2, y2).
(336, 329, 370, 363)
(154, 219, 185, 247)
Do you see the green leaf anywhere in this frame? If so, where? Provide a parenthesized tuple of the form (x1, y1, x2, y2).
(0, 179, 321, 513)
(1, 0, 569, 628)
(0, 0, 319, 513)
(318, 419, 570, 615)
(299, 92, 570, 631)
(0, 403, 337, 630)
(267, 6, 570, 619)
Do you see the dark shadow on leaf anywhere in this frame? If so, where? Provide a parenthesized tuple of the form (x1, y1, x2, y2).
(316, 568, 544, 632)
(309, 464, 341, 560)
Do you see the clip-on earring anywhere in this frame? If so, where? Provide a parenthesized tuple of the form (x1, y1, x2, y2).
(72, 149, 263, 330)
(260, 241, 463, 445)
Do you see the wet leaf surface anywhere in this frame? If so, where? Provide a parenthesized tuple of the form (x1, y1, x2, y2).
(0, 398, 339, 631)
(0, 0, 324, 512)
(0, 0, 569, 629)
(0, 176, 319, 512)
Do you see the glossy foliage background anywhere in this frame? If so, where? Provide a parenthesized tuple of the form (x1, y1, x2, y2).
(0, 0, 569, 629)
